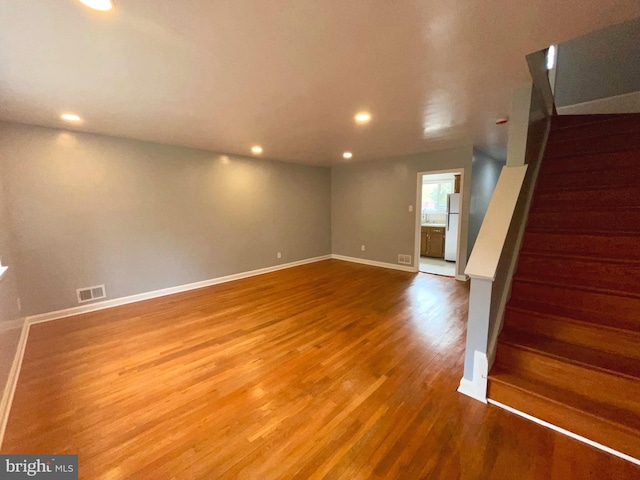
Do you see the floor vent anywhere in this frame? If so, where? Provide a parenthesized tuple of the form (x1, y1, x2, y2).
(398, 254, 412, 265)
(76, 284, 106, 304)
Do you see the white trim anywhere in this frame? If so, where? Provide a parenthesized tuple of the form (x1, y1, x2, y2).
(457, 351, 488, 403)
(488, 399, 640, 467)
(464, 165, 528, 280)
(0, 319, 29, 449)
(457, 378, 482, 401)
(414, 168, 466, 278)
(27, 255, 332, 325)
(486, 117, 551, 371)
(557, 91, 640, 115)
(331, 254, 415, 273)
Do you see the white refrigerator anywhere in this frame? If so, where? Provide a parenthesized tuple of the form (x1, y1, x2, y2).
(445, 193, 459, 262)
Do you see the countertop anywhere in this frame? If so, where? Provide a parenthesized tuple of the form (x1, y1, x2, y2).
(421, 223, 446, 228)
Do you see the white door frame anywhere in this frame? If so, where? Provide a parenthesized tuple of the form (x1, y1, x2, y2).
(414, 168, 466, 280)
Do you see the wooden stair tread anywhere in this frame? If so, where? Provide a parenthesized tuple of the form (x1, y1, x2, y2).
(520, 232, 640, 262)
(511, 274, 640, 300)
(517, 250, 640, 265)
(551, 113, 640, 129)
(503, 306, 640, 362)
(526, 208, 640, 235)
(498, 329, 640, 381)
(543, 131, 640, 159)
(516, 249, 640, 265)
(505, 299, 640, 336)
(514, 253, 640, 297)
(535, 183, 640, 193)
(531, 191, 640, 210)
(489, 365, 640, 434)
(538, 150, 640, 175)
(510, 279, 640, 328)
(529, 205, 640, 213)
(547, 115, 640, 143)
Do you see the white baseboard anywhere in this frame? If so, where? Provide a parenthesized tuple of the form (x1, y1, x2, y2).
(0, 319, 29, 449)
(488, 399, 640, 467)
(457, 351, 488, 403)
(27, 255, 332, 325)
(331, 254, 415, 273)
(457, 378, 485, 402)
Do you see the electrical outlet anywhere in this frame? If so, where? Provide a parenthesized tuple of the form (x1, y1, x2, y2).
(277, 252, 282, 259)
(408, 205, 413, 212)
(361, 245, 365, 251)
(17, 297, 21, 312)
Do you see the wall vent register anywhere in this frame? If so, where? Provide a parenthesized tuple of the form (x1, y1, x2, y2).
(77, 284, 106, 303)
(398, 254, 412, 265)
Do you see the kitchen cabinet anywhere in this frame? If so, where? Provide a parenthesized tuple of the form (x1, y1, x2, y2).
(454, 174, 461, 193)
(420, 230, 428, 256)
(421, 226, 445, 258)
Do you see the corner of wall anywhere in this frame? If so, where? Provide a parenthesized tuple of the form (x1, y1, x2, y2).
(0, 317, 29, 448)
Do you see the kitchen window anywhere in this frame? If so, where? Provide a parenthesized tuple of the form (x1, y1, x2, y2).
(422, 179, 454, 214)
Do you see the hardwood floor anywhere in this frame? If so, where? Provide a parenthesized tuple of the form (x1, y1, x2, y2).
(2, 260, 639, 479)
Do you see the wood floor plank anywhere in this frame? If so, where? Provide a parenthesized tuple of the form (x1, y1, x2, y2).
(2, 260, 639, 478)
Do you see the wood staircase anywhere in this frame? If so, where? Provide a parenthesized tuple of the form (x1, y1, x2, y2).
(488, 113, 640, 460)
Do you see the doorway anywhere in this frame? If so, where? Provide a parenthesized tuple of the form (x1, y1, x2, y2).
(416, 170, 462, 277)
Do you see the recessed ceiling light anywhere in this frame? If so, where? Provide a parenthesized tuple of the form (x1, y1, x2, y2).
(60, 113, 82, 123)
(251, 146, 263, 155)
(79, 0, 114, 11)
(343, 152, 353, 159)
(354, 112, 371, 124)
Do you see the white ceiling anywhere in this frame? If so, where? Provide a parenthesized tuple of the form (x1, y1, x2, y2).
(0, 1, 638, 166)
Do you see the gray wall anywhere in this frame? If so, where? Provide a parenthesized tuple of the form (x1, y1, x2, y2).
(0, 122, 331, 316)
(467, 149, 506, 258)
(331, 146, 473, 276)
(0, 161, 23, 398)
(555, 17, 640, 107)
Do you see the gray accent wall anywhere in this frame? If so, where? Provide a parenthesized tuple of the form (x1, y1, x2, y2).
(0, 160, 23, 397)
(0, 122, 331, 316)
(555, 17, 640, 107)
(467, 149, 506, 258)
(331, 146, 474, 276)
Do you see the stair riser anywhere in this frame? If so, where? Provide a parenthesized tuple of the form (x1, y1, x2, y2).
(503, 309, 640, 361)
(488, 379, 640, 459)
(520, 232, 640, 261)
(495, 343, 640, 411)
(544, 132, 640, 159)
(547, 117, 640, 143)
(526, 210, 640, 234)
(514, 255, 640, 296)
